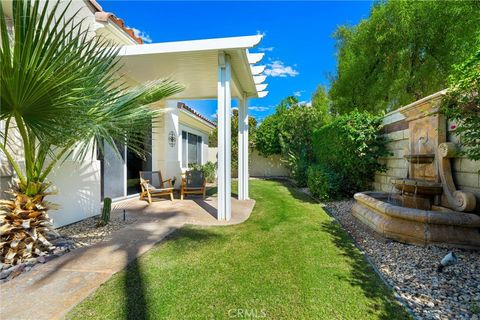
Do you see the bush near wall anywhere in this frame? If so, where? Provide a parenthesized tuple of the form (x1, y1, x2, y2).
(190, 161, 217, 183)
(309, 111, 389, 199)
(255, 95, 328, 187)
(306, 165, 342, 200)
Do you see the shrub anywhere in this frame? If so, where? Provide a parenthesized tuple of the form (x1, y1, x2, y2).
(255, 115, 282, 157)
(190, 162, 217, 183)
(307, 165, 342, 200)
(255, 96, 329, 186)
(312, 110, 389, 197)
(209, 109, 257, 171)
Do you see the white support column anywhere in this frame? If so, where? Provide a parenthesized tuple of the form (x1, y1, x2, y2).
(238, 93, 249, 200)
(217, 52, 232, 221)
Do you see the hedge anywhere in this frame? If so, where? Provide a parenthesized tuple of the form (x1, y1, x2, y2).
(310, 110, 389, 198)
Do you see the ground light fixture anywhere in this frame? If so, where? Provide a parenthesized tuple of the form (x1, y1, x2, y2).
(437, 251, 458, 272)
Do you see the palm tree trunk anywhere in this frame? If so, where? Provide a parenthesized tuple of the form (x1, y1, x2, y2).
(0, 183, 58, 265)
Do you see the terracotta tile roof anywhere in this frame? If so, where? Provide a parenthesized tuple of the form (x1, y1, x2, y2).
(89, 0, 143, 44)
(178, 102, 216, 128)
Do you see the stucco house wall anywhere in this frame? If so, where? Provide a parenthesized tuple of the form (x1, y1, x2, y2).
(0, 0, 179, 227)
(0, 0, 123, 227)
(153, 101, 213, 189)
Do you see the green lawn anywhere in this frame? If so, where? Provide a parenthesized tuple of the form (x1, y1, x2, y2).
(68, 180, 410, 319)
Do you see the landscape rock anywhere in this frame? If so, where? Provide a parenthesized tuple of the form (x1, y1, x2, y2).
(0, 268, 12, 280)
(325, 199, 480, 320)
(1, 208, 137, 283)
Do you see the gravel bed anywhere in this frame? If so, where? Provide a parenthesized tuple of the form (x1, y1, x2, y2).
(325, 199, 480, 320)
(58, 209, 138, 247)
(0, 209, 138, 283)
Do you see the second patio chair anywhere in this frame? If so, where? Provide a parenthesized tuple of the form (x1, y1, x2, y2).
(139, 171, 174, 204)
(180, 169, 206, 200)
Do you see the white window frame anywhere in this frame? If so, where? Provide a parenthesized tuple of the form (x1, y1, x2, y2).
(180, 129, 204, 169)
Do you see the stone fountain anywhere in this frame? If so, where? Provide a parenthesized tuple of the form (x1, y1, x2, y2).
(352, 95, 480, 248)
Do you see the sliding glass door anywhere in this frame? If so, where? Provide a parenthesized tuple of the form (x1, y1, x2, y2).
(101, 128, 152, 199)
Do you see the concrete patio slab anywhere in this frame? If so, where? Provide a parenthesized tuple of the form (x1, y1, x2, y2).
(0, 196, 255, 320)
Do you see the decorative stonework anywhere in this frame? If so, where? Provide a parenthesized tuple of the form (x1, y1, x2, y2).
(353, 91, 479, 248)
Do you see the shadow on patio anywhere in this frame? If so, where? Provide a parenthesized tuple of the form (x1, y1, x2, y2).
(0, 196, 255, 320)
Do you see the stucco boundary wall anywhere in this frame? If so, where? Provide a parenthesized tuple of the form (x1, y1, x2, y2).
(374, 94, 480, 213)
(208, 147, 290, 178)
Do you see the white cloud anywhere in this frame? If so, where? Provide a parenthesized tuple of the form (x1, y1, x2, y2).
(298, 101, 312, 107)
(258, 47, 274, 52)
(210, 113, 217, 119)
(129, 27, 153, 43)
(264, 60, 299, 77)
(256, 30, 267, 37)
(249, 106, 270, 112)
(293, 90, 304, 97)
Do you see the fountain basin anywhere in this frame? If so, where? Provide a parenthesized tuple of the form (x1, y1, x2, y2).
(404, 153, 435, 163)
(392, 178, 443, 196)
(353, 192, 480, 248)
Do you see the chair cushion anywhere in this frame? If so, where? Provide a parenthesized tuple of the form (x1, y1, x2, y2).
(185, 170, 205, 187)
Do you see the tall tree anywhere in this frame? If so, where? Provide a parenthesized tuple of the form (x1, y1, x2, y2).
(311, 85, 331, 122)
(255, 96, 328, 186)
(329, 1, 480, 114)
(208, 109, 257, 171)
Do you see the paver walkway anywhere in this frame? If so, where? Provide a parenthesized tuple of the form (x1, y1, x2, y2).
(0, 197, 255, 320)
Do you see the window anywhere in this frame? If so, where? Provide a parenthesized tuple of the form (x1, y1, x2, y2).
(182, 131, 202, 167)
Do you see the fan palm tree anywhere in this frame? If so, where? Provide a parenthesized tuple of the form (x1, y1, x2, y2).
(0, 0, 184, 265)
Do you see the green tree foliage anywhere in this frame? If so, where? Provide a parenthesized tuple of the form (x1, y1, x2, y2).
(254, 115, 282, 157)
(329, 1, 480, 114)
(208, 109, 257, 170)
(311, 111, 389, 198)
(255, 95, 329, 186)
(311, 86, 331, 122)
(254, 96, 298, 158)
(441, 40, 480, 164)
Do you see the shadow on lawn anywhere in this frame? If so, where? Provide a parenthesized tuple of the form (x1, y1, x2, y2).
(321, 220, 410, 320)
(285, 187, 319, 205)
(122, 227, 223, 320)
(30, 200, 223, 320)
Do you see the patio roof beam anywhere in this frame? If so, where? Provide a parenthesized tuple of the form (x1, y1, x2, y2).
(217, 52, 232, 221)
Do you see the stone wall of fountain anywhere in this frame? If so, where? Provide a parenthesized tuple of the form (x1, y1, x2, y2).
(352, 91, 480, 248)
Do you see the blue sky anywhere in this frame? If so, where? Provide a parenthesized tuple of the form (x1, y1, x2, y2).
(100, 1, 373, 121)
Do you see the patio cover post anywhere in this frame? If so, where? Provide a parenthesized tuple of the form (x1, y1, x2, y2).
(238, 94, 249, 200)
(217, 52, 232, 221)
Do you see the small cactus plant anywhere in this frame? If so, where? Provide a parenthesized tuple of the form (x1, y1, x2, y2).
(98, 197, 112, 226)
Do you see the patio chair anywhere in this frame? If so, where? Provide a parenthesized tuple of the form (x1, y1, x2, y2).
(139, 171, 174, 204)
(180, 169, 206, 200)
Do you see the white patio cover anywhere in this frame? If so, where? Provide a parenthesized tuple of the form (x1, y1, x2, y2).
(117, 35, 269, 220)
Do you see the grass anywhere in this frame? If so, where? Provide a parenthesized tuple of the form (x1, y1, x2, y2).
(68, 180, 410, 319)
